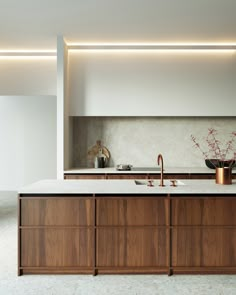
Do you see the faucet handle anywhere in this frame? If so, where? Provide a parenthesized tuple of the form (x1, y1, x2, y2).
(170, 180, 177, 187)
(147, 180, 154, 187)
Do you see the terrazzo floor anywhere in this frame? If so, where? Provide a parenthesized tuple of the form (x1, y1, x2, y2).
(0, 191, 236, 295)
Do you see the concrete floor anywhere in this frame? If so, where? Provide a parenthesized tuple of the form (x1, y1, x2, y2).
(0, 191, 236, 295)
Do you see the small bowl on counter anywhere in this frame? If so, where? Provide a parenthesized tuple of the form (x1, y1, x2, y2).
(116, 164, 132, 171)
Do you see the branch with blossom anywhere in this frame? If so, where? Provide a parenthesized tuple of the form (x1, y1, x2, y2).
(191, 129, 236, 168)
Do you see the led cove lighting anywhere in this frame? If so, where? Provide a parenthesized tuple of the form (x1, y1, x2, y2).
(1, 43, 235, 58)
(0, 50, 57, 58)
(0, 50, 56, 52)
(0, 56, 57, 60)
(68, 49, 235, 54)
(66, 42, 236, 45)
(66, 43, 236, 54)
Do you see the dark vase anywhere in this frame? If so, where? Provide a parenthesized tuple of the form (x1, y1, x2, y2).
(205, 159, 236, 169)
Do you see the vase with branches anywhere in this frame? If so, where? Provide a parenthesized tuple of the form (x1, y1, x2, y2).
(191, 128, 236, 169)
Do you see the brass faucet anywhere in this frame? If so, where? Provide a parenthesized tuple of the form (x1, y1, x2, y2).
(157, 154, 165, 187)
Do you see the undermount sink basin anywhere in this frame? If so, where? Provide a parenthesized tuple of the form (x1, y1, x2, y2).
(134, 180, 185, 186)
(131, 167, 161, 171)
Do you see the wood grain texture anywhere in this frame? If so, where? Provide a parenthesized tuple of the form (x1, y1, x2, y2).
(107, 174, 147, 179)
(190, 174, 214, 179)
(172, 228, 201, 267)
(19, 193, 236, 275)
(172, 228, 236, 267)
(96, 228, 167, 267)
(172, 199, 202, 226)
(64, 174, 106, 179)
(21, 199, 93, 226)
(97, 198, 168, 226)
(202, 199, 236, 225)
(172, 198, 236, 225)
(150, 174, 189, 180)
(97, 268, 168, 274)
(64, 173, 234, 180)
(21, 228, 93, 267)
(21, 268, 94, 274)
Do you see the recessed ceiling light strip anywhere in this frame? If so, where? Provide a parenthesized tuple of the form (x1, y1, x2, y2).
(67, 44, 236, 51)
(0, 50, 56, 57)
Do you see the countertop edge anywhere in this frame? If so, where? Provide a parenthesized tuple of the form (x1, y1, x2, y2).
(64, 167, 236, 174)
(18, 179, 236, 195)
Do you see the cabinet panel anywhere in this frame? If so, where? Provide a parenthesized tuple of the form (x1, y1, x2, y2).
(172, 228, 236, 267)
(68, 51, 236, 116)
(97, 228, 167, 267)
(107, 174, 147, 179)
(21, 229, 93, 267)
(151, 174, 189, 180)
(172, 198, 236, 225)
(172, 199, 202, 226)
(97, 198, 167, 226)
(64, 173, 225, 180)
(172, 228, 201, 267)
(190, 174, 214, 179)
(21, 198, 93, 226)
(202, 199, 236, 225)
(64, 174, 106, 179)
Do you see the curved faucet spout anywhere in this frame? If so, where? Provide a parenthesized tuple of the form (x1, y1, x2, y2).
(157, 154, 165, 187)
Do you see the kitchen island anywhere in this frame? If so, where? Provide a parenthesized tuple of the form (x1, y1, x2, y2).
(18, 179, 236, 276)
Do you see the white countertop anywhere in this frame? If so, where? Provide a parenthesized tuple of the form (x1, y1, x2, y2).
(19, 179, 236, 195)
(64, 167, 221, 174)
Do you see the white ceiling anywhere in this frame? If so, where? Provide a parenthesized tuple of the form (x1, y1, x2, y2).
(0, 0, 236, 50)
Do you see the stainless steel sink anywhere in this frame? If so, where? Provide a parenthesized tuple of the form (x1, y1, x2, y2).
(134, 180, 185, 186)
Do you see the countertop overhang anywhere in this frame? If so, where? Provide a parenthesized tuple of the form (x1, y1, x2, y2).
(19, 179, 236, 195)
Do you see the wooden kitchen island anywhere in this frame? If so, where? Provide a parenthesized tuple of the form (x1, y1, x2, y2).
(18, 179, 236, 276)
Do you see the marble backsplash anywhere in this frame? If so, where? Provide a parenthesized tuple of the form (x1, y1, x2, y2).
(72, 117, 236, 168)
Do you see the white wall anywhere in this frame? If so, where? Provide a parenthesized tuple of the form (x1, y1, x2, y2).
(68, 50, 236, 116)
(0, 59, 56, 95)
(0, 96, 56, 190)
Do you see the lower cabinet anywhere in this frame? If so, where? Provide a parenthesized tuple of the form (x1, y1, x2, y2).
(171, 197, 236, 272)
(19, 197, 94, 275)
(95, 197, 168, 273)
(172, 198, 236, 226)
(172, 228, 236, 267)
(96, 198, 168, 226)
(18, 195, 236, 275)
(96, 228, 167, 268)
(21, 228, 93, 267)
